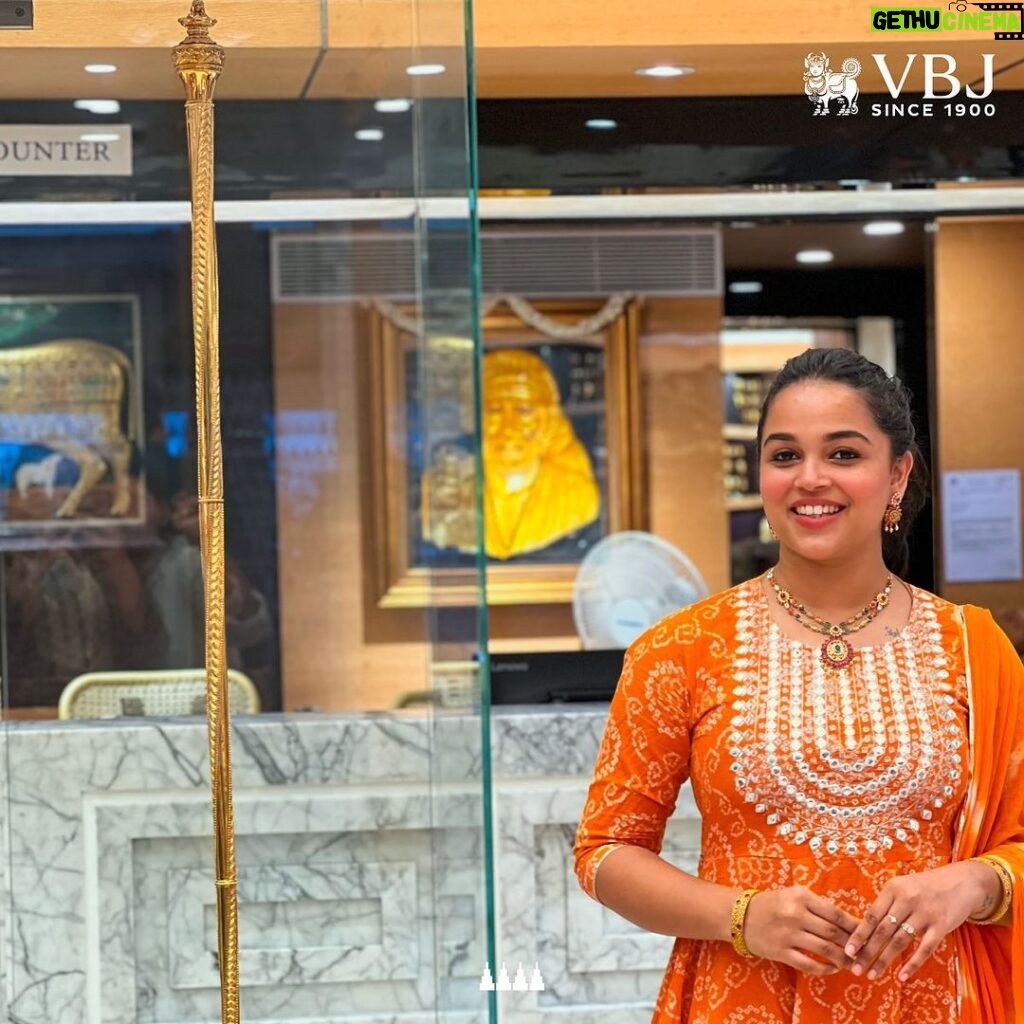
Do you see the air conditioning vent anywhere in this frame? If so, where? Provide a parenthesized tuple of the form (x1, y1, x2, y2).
(272, 227, 721, 301)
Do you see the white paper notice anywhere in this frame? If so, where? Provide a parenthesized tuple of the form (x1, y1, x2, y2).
(942, 469, 1022, 583)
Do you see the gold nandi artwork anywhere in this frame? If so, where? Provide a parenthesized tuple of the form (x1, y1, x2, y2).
(0, 296, 143, 531)
(803, 52, 862, 117)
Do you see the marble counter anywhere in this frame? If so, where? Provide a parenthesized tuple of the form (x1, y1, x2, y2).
(0, 707, 700, 1024)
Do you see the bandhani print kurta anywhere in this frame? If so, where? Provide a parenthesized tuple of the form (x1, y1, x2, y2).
(575, 578, 976, 1024)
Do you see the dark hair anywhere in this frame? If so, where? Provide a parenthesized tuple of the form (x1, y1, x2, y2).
(756, 347, 929, 576)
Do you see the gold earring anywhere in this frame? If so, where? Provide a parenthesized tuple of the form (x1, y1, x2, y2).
(769, 522, 778, 540)
(882, 493, 903, 534)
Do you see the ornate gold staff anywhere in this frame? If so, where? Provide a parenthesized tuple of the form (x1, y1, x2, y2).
(173, 5, 240, 1022)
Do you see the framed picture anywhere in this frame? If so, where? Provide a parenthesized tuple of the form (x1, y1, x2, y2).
(0, 294, 145, 545)
(365, 299, 643, 606)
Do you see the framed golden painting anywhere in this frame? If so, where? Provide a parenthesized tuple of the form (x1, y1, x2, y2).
(0, 293, 145, 547)
(364, 299, 643, 607)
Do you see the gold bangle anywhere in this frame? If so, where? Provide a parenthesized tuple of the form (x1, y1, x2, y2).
(968, 855, 1014, 925)
(730, 888, 760, 958)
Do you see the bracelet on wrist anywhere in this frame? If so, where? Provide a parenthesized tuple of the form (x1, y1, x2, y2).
(730, 888, 760, 958)
(967, 855, 1014, 925)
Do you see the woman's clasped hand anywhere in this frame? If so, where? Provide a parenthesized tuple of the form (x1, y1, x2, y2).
(745, 861, 999, 982)
(842, 861, 999, 982)
(741, 886, 859, 975)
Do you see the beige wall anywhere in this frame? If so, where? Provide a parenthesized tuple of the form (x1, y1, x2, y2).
(933, 217, 1024, 609)
(273, 303, 428, 711)
(640, 298, 730, 595)
(274, 296, 727, 711)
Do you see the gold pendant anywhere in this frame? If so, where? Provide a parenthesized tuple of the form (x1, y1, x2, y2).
(820, 634, 854, 671)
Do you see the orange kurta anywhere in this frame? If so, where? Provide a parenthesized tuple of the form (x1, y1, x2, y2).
(575, 579, 1023, 1024)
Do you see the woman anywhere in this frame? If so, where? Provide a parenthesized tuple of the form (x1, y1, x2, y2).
(574, 348, 1024, 1023)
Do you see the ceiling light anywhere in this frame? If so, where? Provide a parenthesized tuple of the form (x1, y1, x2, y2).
(728, 281, 763, 294)
(405, 63, 446, 76)
(355, 128, 384, 142)
(80, 132, 121, 143)
(635, 64, 695, 78)
(863, 220, 905, 236)
(374, 99, 413, 113)
(585, 118, 618, 130)
(84, 63, 117, 74)
(796, 249, 834, 264)
(74, 99, 120, 115)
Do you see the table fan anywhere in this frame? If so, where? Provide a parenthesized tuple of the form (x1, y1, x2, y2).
(573, 530, 710, 649)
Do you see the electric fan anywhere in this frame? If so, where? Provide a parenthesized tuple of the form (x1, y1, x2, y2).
(573, 531, 710, 650)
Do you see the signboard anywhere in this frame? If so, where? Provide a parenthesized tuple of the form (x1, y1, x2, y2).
(0, 124, 132, 176)
(942, 468, 1023, 583)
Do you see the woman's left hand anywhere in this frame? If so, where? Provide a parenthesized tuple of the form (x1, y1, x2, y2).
(843, 861, 998, 982)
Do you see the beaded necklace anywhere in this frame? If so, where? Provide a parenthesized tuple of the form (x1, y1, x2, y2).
(765, 568, 893, 672)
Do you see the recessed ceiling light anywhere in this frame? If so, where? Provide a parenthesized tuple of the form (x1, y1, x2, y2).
(585, 118, 618, 130)
(796, 249, 834, 264)
(84, 63, 117, 74)
(374, 98, 413, 113)
(635, 64, 695, 78)
(728, 281, 763, 294)
(74, 99, 120, 115)
(355, 128, 384, 142)
(406, 63, 446, 76)
(863, 220, 905, 236)
(80, 132, 120, 143)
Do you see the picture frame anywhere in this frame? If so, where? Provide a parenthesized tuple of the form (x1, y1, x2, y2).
(364, 299, 643, 607)
(0, 294, 145, 546)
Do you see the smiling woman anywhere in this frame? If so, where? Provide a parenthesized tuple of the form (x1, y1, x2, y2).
(756, 352, 921, 580)
(575, 347, 1024, 1024)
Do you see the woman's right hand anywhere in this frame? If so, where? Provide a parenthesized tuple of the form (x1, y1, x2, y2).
(743, 886, 859, 975)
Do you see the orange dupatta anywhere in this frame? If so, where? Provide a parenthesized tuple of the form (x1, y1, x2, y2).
(954, 604, 1024, 1024)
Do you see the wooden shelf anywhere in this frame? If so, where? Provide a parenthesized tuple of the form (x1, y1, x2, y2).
(727, 495, 764, 512)
(723, 423, 758, 441)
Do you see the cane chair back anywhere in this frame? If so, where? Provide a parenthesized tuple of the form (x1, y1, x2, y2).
(57, 668, 261, 719)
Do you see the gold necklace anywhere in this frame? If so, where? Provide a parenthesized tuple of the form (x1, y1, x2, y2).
(765, 568, 893, 672)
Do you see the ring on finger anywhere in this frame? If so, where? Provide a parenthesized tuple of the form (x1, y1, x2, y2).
(886, 914, 899, 925)
(900, 921, 917, 937)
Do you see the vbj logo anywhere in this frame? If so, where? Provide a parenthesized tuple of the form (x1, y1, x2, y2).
(873, 53, 995, 98)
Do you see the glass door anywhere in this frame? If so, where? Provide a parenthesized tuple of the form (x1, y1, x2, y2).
(0, 2, 490, 1023)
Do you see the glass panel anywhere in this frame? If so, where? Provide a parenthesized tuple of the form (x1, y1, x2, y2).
(0, 3, 488, 1024)
(409, 1, 493, 1022)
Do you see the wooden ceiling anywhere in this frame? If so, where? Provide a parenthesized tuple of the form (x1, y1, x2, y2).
(2, 0, 1023, 100)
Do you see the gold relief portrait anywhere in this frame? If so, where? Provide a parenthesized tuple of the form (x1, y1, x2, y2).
(421, 349, 601, 560)
(420, 441, 477, 553)
(367, 300, 642, 606)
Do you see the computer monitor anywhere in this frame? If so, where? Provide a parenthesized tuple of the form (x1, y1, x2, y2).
(487, 648, 626, 705)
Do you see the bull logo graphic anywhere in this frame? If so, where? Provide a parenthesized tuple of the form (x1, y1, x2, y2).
(803, 52, 862, 116)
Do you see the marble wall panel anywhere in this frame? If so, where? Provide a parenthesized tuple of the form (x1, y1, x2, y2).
(0, 715, 488, 1024)
(0, 708, 696, 1024)
(491, 778, 701, 1024)
(88, 788, 484, 1024)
